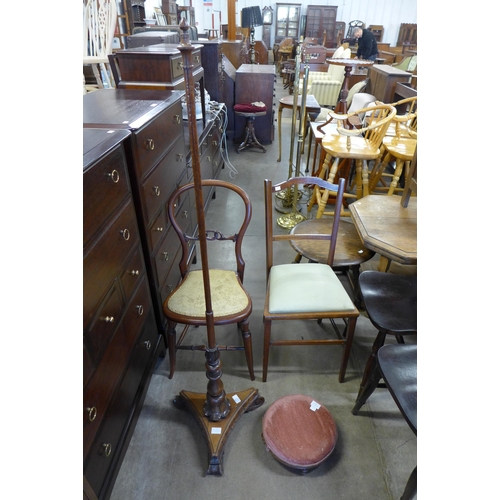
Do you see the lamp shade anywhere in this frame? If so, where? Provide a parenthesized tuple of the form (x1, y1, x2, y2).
(241, 6, 263, 28)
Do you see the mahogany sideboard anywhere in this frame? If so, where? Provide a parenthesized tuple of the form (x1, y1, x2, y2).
(366, 64, 412, 104)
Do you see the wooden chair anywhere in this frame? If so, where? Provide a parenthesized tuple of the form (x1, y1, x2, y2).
(368, 97, 417, 195)
(308, 103, 396, 217)
(353, 344, 417, 500)
(162, 180, 255, 380)
(262, 176, 359, 383)
(351, 271, 417, 412)
(83, 0, 117, 90)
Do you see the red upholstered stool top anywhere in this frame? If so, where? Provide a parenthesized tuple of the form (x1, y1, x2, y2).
(262, 394, 338, 472)
(234, 102, 267, 115)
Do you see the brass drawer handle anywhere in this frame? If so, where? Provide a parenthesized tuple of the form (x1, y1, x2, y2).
(120, 229, 130, 240)
(176, 153, 184, 162)
(202, 140, 208, 146)
(206, 156, 211, 162)
(177, 61, 183, 70)
(145, 138, 155, 150)
(194, 56, 200, 64)
(102, 316, 114, 323)
(154, 227, 163, 232)
(107, 170, 120, 183)
(212, 141, 218, 146)
(182, 210, 188, 219)
(102, 443, 112, 457)
(136, 305, 144, 316)
(130, 270, 140, 276)
(162, 252, 169, 261)
(173, 115, 181, 124)
(86, 406, 97, 422)
(143, 340, 152, 350)
(153, 185, 161, 197)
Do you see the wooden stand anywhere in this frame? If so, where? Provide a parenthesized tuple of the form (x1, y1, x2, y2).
(173, 22, 265, 476)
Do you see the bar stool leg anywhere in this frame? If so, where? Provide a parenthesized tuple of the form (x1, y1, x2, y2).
(237, 116, 266, 153)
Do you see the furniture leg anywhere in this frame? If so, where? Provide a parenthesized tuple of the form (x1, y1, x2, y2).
(387, 158, 405, 196)
(355, 159, 363, 199)
(377, 256, 392, 272)
(167, 323, 177, 379)
(351, 354, 383, 414)
(262, 320, 272, 382)
(277, 103, 283, 161)
(356, 329, 387, 400)
(362, 159, 370, 197)
(239, 318, 255, 381)
(338, 317, 357, 382)
(400, 466, 417, 500)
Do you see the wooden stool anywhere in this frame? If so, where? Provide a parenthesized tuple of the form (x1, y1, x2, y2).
(262, 394, 338, 473)
(234, 104, 267, 153)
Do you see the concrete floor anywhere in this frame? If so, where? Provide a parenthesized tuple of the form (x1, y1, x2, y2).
(110, 74, 417, 500)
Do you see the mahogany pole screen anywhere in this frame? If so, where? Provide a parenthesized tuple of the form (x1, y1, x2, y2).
(173, 21, 264, 476)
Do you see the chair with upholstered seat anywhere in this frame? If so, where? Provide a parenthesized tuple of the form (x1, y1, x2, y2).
(83, 0, 117, 91)
(308, 103, 396, 217)
(162, 179, 255, 380)
(262, 176, 359, 383)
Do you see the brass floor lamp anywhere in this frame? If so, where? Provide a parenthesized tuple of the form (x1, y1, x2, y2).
(171, 21, 264, 475)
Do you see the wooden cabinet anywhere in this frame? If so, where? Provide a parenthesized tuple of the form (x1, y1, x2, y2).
(235, 64, 276, 144)
(304, 5, 337, 48)
(366, 65, 412, 104)
(83, 89, 226, 497)
(368, 25, 384, 44)
(83, 128, 160, 500)
(275, 3, 302, 43)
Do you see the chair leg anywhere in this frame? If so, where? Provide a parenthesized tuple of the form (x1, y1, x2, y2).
(356, 329, 387, 399)
(387, 158, 405, 196)
(400, 466, 417, 500)
(239, 318, 255, 381)
(351, 352, 383, 414)
(262, 320, 272, 382)
(338, 316, 357, 383)
(167, 322, 178, 379)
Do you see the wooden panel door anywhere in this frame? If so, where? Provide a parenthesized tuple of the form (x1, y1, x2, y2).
(305, 6, 337, 48)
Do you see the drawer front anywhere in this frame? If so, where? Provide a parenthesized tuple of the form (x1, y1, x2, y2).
(212, 146, 223, 178)
(160, 255, 183, 304)
(208, 124, 221, 157)
(83, 144, 130, 247)
(83, 198, 139, 328)
(148, 208, 168, 253)
(121, 277, 152, 346)
(170, 54, 185, 80)
(140, 139, 186, 222)
(85, 281, 124, 360)
(84, 311, 158, 496)
(120, 247, 146, 301)
(134, 102, 183, 179)
(153, 225, 181, 288)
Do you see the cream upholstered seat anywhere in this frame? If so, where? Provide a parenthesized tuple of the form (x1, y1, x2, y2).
(83, 0, 117, 91)
(262, 176, 359, 383)
(163, 179, 255, 381)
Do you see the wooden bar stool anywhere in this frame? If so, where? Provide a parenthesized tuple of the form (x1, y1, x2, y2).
(234, 103, 267, 153)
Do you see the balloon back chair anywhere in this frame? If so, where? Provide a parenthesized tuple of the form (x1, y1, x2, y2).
(162, 180, 255, 380)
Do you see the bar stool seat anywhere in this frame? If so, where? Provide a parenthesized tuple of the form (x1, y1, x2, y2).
(262, 394, 338, 473)
(234, 103, 267, 153)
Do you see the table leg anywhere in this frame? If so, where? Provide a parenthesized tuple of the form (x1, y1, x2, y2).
(277, 104, 283, 162)
(377, 256, 392, 272)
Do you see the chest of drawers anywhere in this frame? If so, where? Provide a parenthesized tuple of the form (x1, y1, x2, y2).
(83, 128, 159, 499)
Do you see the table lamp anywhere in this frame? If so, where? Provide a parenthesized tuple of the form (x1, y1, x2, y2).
(241, 6, 263, 64)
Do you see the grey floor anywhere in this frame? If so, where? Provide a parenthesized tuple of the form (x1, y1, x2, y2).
(110, 74, 417, 500)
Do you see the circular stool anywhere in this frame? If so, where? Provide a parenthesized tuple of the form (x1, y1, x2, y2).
(262, 394, 338, 473)
(234, 103, 267, 154)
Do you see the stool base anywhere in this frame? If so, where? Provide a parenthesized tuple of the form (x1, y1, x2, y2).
(236, 115, 266, 153)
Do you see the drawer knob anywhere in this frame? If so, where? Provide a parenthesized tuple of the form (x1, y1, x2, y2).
(86, 406, 97, 422)
(176, 153, 184, 162)
(212, 141, 218, 147)
(162, 252, 169, 261)
(177, 61, 183, 70)
(173, 115, 181, 124)
(194, 56, 200, 63)
(153, 185, 161, 197)
(136, 305, 144, 316)
(182, 210, 188, 219)
(107, 170, 120, 183)
(154, 227, 163, 232)
(131, 270, 140, 276)
(206, 156, 211, 162)
(102, 316, 114, 323)
(101, 443, 112, 458)
(145, 138, 155, 150)
(143, 340, 152, 350)
(120, 229, 130, 241)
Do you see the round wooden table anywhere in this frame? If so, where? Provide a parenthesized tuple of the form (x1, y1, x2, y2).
(277, 94, 321, 162)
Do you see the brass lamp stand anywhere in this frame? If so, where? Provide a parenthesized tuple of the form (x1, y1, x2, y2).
(172, 22, 264, 476)
(276, 40, 310, 229)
